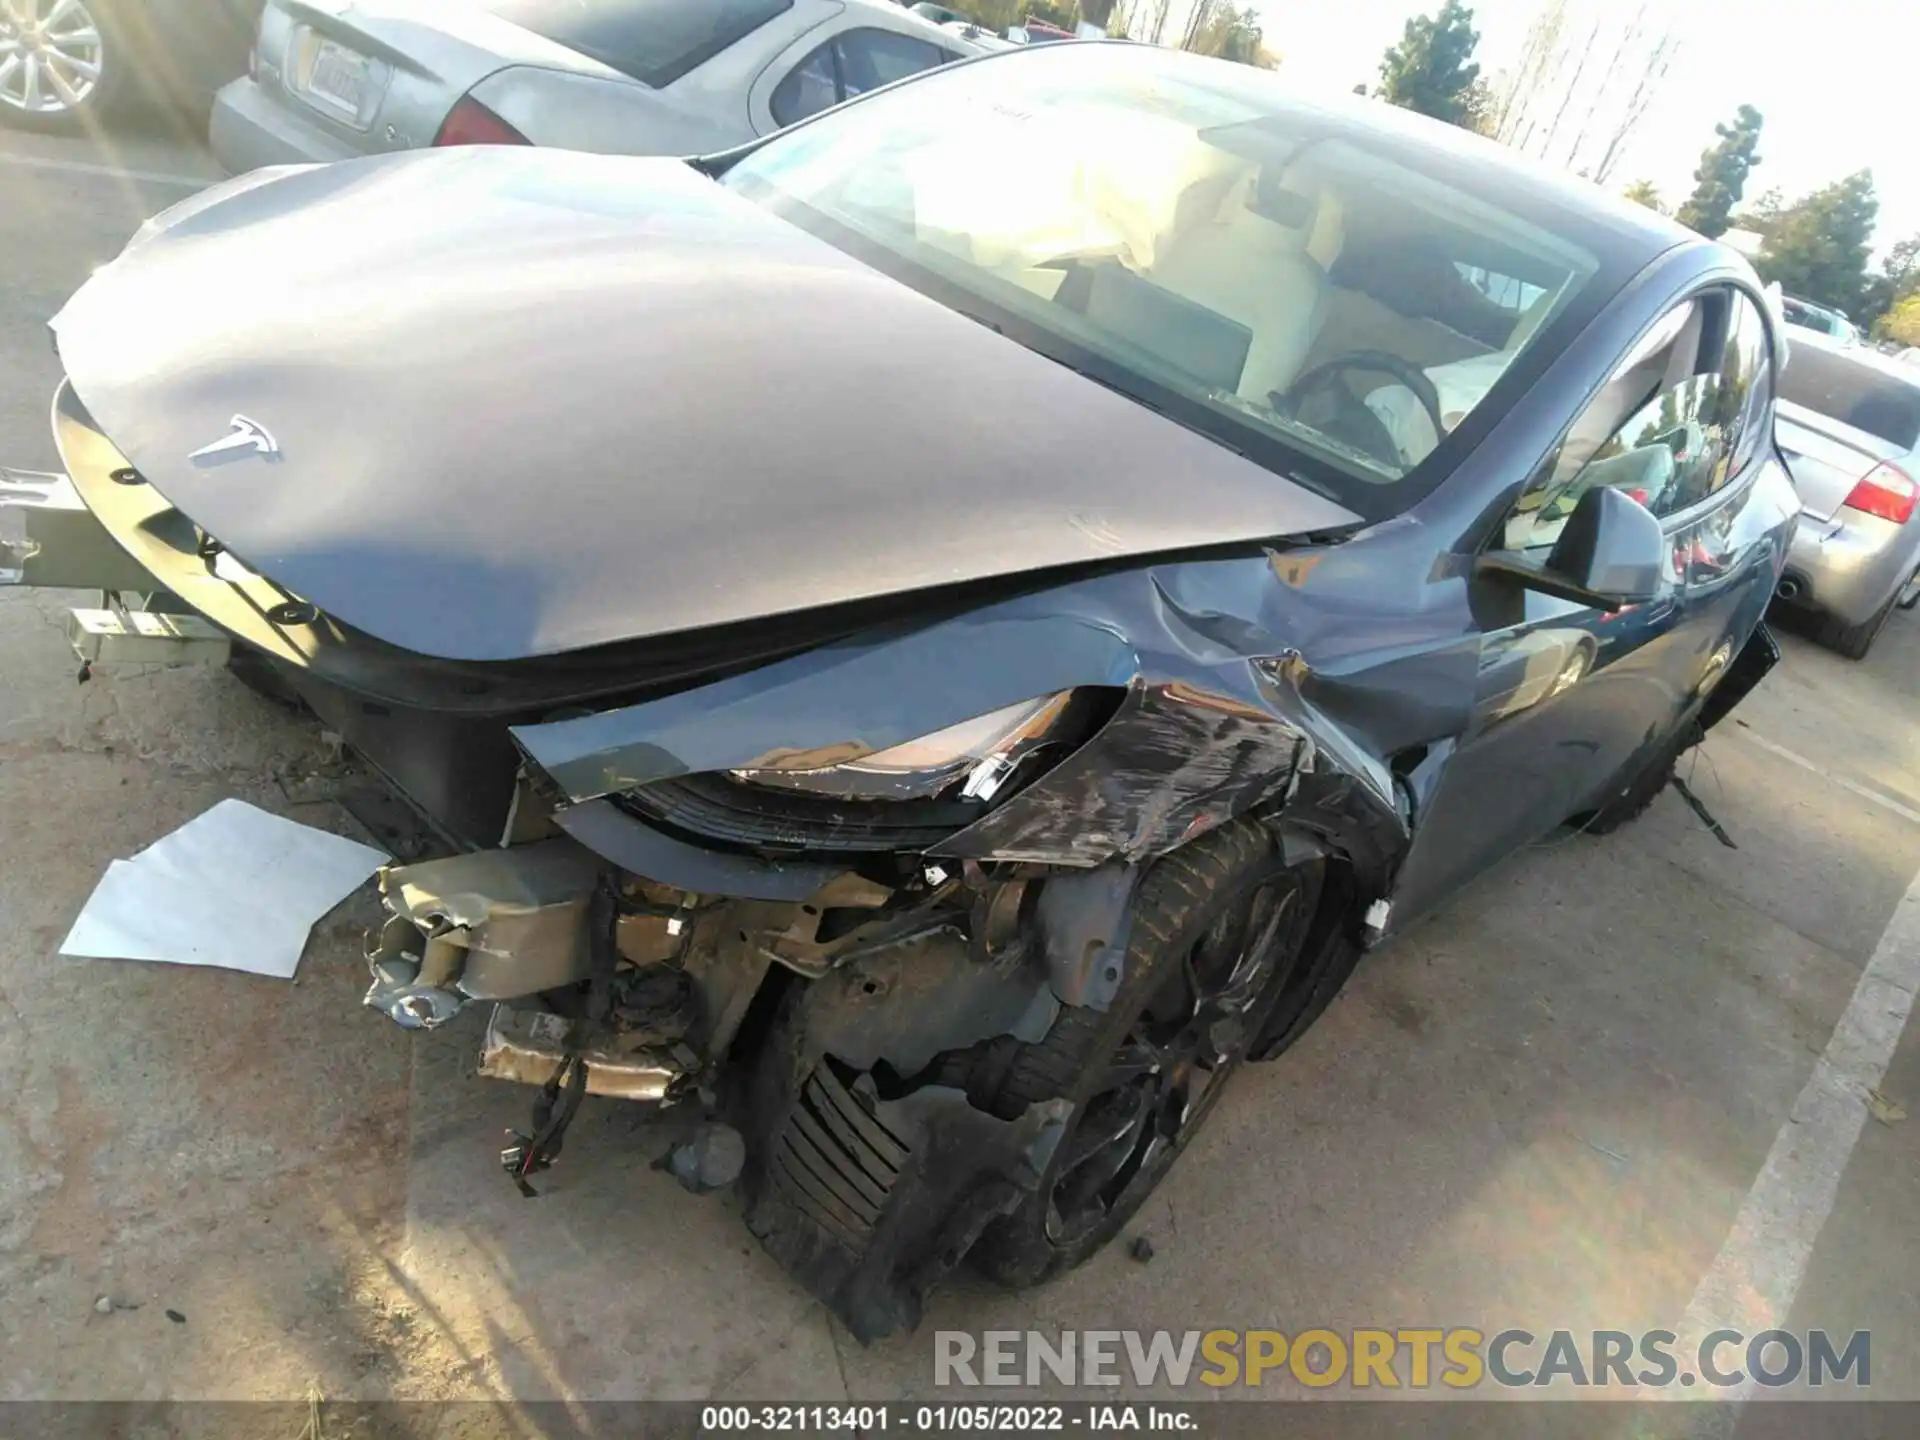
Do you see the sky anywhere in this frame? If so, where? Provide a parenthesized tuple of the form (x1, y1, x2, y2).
(1170, 0, 1919, 259)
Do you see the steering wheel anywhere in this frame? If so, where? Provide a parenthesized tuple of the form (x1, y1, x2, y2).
(1273, 351, 1447, 468)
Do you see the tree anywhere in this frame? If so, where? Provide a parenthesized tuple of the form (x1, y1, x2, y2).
(1886, 237, 1920, 294)
(1135, 0, 1174, 44)
(1489, 0, 1677, 178)
(1857, 238, 1920, 336)
(1460, 76, 1498, 136)
(1734, 187, 1786, 237)
(1580, 12, 1681, 183)
(1859, 273, 1899, 333)
(1022, 0, 1077, 27)
(1179, 0, 1218, 50)
(1375, 1, 1482, 128)
(1674, 105, 1764, 239)
(1622, 179, 1666, 214)
(1188, 3, 1270, 66)
(1753, 171, 1880, 316)
(1883, 294, 1920, 348)
(1489, 0, 1567, 144)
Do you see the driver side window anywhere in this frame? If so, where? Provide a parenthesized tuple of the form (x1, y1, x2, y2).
(1502, 296, 1737, 552)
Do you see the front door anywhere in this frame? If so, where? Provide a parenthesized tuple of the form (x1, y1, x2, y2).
(1387, 285, 1776, 929)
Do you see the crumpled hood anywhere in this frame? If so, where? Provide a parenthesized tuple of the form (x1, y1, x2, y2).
(53, 147, 1358, 662)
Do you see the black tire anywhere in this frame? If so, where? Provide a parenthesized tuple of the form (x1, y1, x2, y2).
(0, 0, 137, 134)
(970, 819, 1325, 1289)
(1810, 591, 1896, 661)
(1573, 720, 1702, 836)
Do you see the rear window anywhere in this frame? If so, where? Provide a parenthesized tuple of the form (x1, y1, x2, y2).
(1780, 344, 1920, 450)
(486, 0, 795, 88)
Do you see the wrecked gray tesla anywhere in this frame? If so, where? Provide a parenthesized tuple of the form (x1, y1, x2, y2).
(3, 42, 1795, 1340)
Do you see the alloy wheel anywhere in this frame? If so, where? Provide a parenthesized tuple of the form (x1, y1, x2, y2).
(0, 0, 104, 117)
(1043, 873, 1304, 1245)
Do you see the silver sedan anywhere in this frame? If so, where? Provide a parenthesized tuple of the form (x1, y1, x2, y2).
(210, 0, 980, 172)
(1774, 331, 1920, 658)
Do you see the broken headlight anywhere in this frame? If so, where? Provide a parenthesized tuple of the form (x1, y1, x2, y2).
(731, 693, 1076, 803)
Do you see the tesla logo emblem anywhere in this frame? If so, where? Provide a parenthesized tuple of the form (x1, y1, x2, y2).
(189, 415, 279, 466)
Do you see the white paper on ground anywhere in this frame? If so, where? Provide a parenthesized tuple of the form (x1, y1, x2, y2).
(60, 798, 388, 978)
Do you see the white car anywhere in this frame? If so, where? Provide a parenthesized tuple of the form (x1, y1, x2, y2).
(212, 0, 983, 173)
(939, 19, 1018, 49)
(1780, 294, 1861, 345)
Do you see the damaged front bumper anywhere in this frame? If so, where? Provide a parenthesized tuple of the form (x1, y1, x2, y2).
(345, 771, 1158, 1342)
(8, 381, 1400, 1342)
(356, 810, 1126, 1338)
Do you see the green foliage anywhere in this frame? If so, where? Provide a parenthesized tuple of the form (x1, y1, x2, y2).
(1375, 0, 1483, 128)
(1733, 187, 1785, 238)
(1674, 105, 1763, 239)
(1864, 239, 1920, 337)
(1753, 171, 1880, 317)
(1884, 294, 1920, 348)
(1621, 179, 1665, 214)
(1886, 237, 1920, 293)
(1859, 273, 1899, 333)
(1189, 4, 1269, 65)
(1459, 75, 1497, 136)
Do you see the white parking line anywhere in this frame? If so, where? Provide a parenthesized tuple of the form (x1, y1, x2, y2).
(1675, 863, 1920, 1420)
(0, 150, 215, 190)
(1726, 724, 1920, 827)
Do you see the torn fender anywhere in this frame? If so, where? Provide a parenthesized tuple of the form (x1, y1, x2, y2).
(512, 555, 1452, 876)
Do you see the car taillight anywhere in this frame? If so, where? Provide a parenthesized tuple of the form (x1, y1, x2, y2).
(433, 96, 530, 147)
(1842, 463, 1918, 525)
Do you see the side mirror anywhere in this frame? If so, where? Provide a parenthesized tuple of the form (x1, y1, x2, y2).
(1477, 486, 1666, 611)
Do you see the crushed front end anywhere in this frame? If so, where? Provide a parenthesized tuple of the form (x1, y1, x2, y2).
(10, 377, 1406, 1342)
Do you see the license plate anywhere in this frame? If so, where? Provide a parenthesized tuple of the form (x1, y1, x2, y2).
(299, 37, 371, 121)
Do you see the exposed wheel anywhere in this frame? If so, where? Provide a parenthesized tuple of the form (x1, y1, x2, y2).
(1811, 590, 1897, 661)
(0, 0, 129, 133)
(971, 819, 1324, 1289)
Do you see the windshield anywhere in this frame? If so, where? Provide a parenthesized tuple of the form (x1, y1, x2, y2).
(1780, 344, 1920, 450)
(723, 43, 1604, 509)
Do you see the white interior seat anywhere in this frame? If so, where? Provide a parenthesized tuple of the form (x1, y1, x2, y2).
(1147, 165, 1345, 402)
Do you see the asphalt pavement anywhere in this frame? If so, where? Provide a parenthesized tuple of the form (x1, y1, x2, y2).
(2, 122, 1917, 1429)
